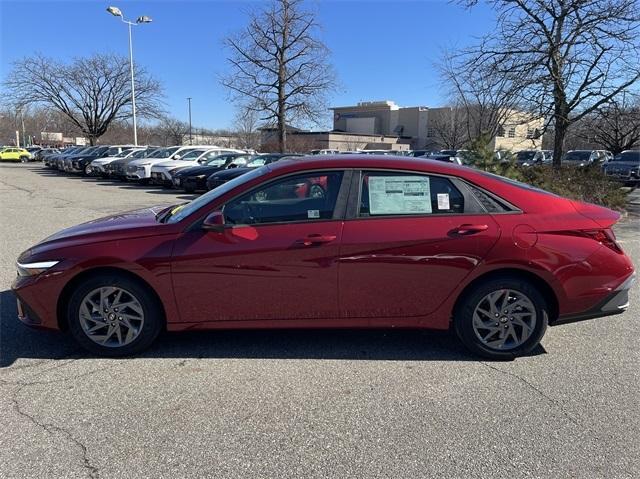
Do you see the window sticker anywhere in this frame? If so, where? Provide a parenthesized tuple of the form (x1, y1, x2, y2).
(437, 193, 450, 210)
(368, 176, 432, 215)
(307, 209, 320, 219)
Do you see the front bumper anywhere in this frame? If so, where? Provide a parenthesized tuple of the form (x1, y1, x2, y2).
(150, 171, 172, 186)
(553, 273, 635, 325)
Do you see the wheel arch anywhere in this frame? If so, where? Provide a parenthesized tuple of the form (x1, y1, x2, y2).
(56, 266, 167, 331)
(451, 268, 559, 323)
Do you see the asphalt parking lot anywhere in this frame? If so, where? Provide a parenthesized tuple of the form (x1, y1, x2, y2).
(0, 162, 638, 478)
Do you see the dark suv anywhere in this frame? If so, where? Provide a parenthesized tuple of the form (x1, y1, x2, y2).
(603, 150, 640, 185)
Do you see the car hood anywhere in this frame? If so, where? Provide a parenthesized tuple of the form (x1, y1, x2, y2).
(91, 156, 119, 165)
(152, 159, 199, 169)
(605, 161, 639, 168)
(175, 165, 224, 177)
(128, 157, 175, 167)
(210, 167, 253, 180)
(24, 206, 173, 258)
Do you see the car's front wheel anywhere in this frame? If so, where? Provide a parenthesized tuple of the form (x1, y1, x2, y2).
(67, 273, 163, 357)
(454, 276, 548, 359)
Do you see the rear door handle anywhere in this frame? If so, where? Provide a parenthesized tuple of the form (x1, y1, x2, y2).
(300, 234, 337, 246)
(454, 224, 489, 235)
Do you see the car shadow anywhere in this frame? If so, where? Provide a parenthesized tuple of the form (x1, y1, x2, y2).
(30, 168, 199, 201)
(0, 290, 547, 367)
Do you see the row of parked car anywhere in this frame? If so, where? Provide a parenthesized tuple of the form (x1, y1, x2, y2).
(24, 144, 640, 192)
(39, 144, 307, 194)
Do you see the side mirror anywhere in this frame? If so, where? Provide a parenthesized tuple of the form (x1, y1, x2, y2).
(173, 154, 181, 160)
(202, 211, 225, 233)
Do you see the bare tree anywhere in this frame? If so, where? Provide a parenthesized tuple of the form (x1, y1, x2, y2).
(3, 53, 163, 145)
(427, 105, 469, 150)
(577, 93, 640, 154)
(438, 52, 524, 143)
(460, 0, 640, 166)
(233, 104, 261, 150)
(156, 116, 189, 146)
(221, 0, 336, 152)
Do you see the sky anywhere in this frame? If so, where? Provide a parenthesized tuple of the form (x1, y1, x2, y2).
(0, 0, 496, 130)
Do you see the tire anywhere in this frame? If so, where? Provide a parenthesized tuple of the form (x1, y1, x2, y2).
(20, 156, 29, 163)
(453, 276, 548, 360)
(138, 178, 150, 186)
(67, 273, 164, 357)
(184, 186, 195, 194)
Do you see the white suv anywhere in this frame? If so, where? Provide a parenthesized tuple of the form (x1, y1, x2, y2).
(125, 146, 209, 182)
(150, 148, 246, 186)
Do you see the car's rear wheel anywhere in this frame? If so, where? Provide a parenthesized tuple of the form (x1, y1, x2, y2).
(67, 274, 163, 357)
(454, 276, 548, 359)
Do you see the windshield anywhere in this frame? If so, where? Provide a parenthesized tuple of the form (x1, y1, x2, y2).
(611, 151, 640, 163)
(563, 151, 591, 161)
(205, 157, 228, 167)
(151, 147, 180, 159)
(180, 149, 207, 160)
(247, 155, 272, 167)
(165, 166, 268, 224)
(93, 146, 110, 155)
(106, 147, 124, 156)
(517, 151, 537, 161)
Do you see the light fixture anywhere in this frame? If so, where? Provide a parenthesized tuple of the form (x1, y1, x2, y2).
(136, 15, 152, 23)
(106, 6, 123, 17)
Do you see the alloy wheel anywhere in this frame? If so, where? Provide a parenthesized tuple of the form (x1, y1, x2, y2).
(472, 289, 537, 351)
(78, 286, 145, 348)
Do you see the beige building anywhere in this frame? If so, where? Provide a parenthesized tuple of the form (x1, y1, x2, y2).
(259, 100, 542, 153)
(331, 100, 542, 151)
(260, 127, 411, 152)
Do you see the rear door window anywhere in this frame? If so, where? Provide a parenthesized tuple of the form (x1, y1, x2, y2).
(359, 171, 465, 216)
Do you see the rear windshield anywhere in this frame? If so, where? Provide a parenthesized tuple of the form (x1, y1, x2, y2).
(517, 151, 536, 161)
(563, 151, 591, 161)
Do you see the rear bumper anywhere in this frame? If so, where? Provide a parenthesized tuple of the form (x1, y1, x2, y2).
(553, 273, 635, 325)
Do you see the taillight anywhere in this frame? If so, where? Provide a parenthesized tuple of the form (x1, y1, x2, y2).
(583, 228, 623, 253)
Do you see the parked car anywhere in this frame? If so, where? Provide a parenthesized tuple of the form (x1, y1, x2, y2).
(602, 150, 640, 185)
(88, 147, 143, 177)
(204, 154, 302, 191)
(174, 153, 255, 192)
(0, 147, 30, 162)
(150, 148, 246, 187)
(562, 150, 609, 167)
(61, 146, 99, 172)
(407, 150, 437, 157)
(423, 153, 463, 165)
(49, 147, 89, 169)
(106, 147, 164, 180)
(35, 148, 60, 162)
(516, 150, 553, 166)
(71, 145, 136, 175)
(125, 146, 217, 183)
(13, 155, 635, 358)
(24, 146, 43, 161)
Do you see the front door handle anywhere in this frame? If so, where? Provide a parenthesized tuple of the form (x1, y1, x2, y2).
(453, 224, 489, 235)
(300, 234, 337, 246)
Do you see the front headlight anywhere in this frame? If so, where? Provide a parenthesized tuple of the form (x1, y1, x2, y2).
(17, 260, 60, 277)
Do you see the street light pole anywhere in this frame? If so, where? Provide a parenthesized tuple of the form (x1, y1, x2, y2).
(127, 22, 138, 146)
(187, 97, 193, 145)
(106, 6, 152, 146)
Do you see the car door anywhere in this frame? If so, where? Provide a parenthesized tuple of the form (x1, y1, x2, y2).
(338, 170, 501, 320)
(170, 170, 350, 323)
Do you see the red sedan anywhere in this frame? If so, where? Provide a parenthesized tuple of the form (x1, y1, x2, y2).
(13, 156, 635, 359)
